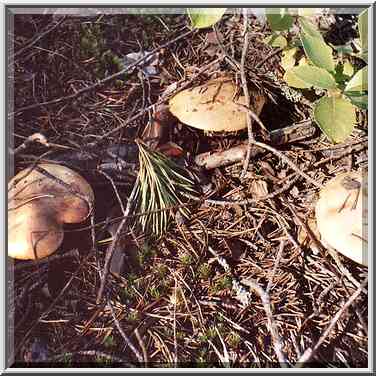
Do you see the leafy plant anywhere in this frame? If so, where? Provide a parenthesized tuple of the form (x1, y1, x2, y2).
(134, 140, 201, 238)
(187, 8, 227, 29)
(265, 9, 368, 143)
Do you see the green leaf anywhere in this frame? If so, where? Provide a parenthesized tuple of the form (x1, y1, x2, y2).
(298, 17, 323, 40)
(284, 66, 337, 89)
(298, 8, 320, 17)
(263, 33, 288, 48)
(343, 61, 354, 76)
(187, 8, 226, 29)
(358, 51, 368, 63)
(358, 9, 368, 52)
(344, 92, 368, 110)
(314, 96, 356, 143)
(345, 66, 368, 92)
(281, 47, 297, 71)
(266, 8, 294, 31)
(300, 32, 335, 71)
(332, 44, 355, 55)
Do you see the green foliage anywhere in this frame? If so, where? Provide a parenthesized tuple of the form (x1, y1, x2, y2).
(284, 65, 337, 89)
(358, 9, 368, 61)
(345, 92, 368, 111)
(180, 253, 193, 266)
(138, 242, 155, 264)
(227, 332, 241, 347)
(281, 47, 297, 71)
(299, 28, 335, 71)
(148, 285, 162, 299)
(210, 275, 232, 294)
(263, 33, 288, 48)
(197, 263, 212, 279)
(80, 23, 122, 79)
(187, 8, 226, 29)
(266, 8, 294, 31)
(298, 17, 323, 39)
(103, 335, 116, 349)
(314, 96, 356, 143)
(345, 66, 368, 92)
(263, 10, 368, 144)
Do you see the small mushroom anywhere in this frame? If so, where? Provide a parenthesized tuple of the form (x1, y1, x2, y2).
(315, 170, 368, 266)
(169, 77, 266, 132)
(8, 163, 94, 260)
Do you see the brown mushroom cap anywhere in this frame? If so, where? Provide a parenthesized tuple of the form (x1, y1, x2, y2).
(8, 163, 94, 260)
(169, 78, 266, 132)
(315, 170, 368, 266)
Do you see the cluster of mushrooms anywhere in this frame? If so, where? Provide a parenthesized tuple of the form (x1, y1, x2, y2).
(8, 77, 368, 267)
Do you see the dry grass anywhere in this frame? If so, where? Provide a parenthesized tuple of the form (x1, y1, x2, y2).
(9, 9, 367, 368)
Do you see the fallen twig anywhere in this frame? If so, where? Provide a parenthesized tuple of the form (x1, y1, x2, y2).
(296, 276, 368, 366)
(9, 16, 67, 61)
(107, 301, 144, 363)
(96, 178, 139, 304)
(239, 9, 255, 177)
(195, 121, 316, 169)
(241, 277, 289, 367)
(205, 174, 300, 206)
(250, 140, 322, 188)
(10, 28, 195, 117)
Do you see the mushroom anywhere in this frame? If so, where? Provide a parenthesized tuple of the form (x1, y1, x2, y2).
(169, 77, 266, 132)
(8, 163, 94, 260)
(315, 170, 368, 266)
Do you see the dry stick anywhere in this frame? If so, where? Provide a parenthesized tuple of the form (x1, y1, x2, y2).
(213, 25, 240, 71)
(206, 173, 300, 206)
(107, 301, 143, 363)
(134, 328, 148, 365)
(10, 28, 195, 117)
(241, 278, 288, 367)
(10, 133, 49, 155)
(208, 246, 288, 366)
(250, 140, 322, 189)
(240, 9, 255, 177)
(254, 47, 283, 70)
(96, 178, 139, 304)
(9, 16, 67, 61)
(97, 169, 126, 214)
(195, 121, 317, 169)
(266, 240, 285, 294)
(296, 277, 368, 366)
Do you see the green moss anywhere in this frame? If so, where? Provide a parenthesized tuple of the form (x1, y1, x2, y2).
(197, 263, 212, 279)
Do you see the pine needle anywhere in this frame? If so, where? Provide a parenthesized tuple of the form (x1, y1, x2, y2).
(134, 140, 201, 238)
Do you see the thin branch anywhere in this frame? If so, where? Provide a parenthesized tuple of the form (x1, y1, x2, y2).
(10, 28, 195, 117)
(107, 301, 143, 363)
(296, 277, 368, 366)
(250, 140, 322, 189)
(240, 9, 255, 177)
(266, 240, 285, 293)
(96, 178, 139, 304)
(205, 173, 300, 206)
(241, 278, 289, 367)
(9, 16, 67, 61)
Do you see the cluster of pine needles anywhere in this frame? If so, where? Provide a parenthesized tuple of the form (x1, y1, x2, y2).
(133, 140, 201, 238)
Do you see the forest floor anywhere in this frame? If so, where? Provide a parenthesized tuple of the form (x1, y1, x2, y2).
(9, 8, 368, 368)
